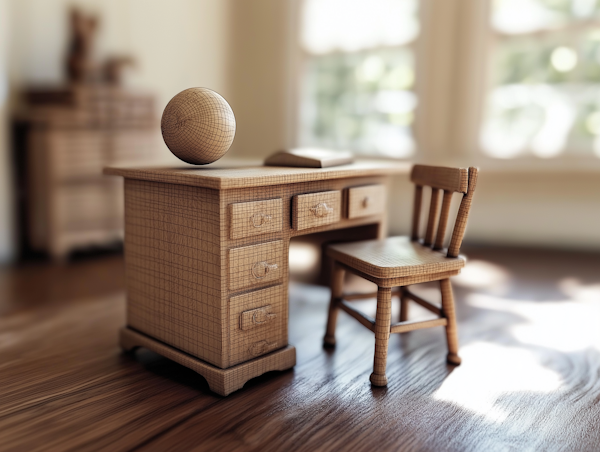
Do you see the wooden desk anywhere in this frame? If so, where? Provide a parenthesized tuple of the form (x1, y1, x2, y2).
(105, 160, 408, 395)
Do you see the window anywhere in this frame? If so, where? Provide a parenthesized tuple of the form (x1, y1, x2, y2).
(298, 0, 420, 158)
(481, 0, 600, 159)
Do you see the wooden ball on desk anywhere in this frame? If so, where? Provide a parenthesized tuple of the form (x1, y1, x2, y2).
(161, 87, 236, 165)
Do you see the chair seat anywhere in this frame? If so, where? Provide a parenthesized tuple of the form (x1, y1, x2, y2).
(327, 236, 466, 280)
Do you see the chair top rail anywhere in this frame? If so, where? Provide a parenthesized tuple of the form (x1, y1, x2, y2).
(411, 165, 468, 193)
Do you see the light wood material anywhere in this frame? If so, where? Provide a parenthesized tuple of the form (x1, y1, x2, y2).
(264, 148, 354, 168)
(228, 240, 284, 291)
(324, 262, 345, 346)
(410, 164, 468, 193)
(325, 164, 478, 386)
(346, 184, 386, 219)
(161, 88, 236, 165)
(389, 318, 447, 334)
(448, 167, 479, 258)
(120, 327, 295, 396)
(3, 247, 600, 450)
(104, 159, 409, 190)
(229, 285, 285, 366)
(434, 190, 454, 250)
(21, 85, 159, 261)
(424, 188, 441, 246)
(292, 190, 341, 231)
(328, 236, 466, 279)
(411, 185, 423, 241)
(440, 278, 461, 365)
(229, 198, 283, 239)
(108, 161, 403, 395)
(370, 286, 392, 386)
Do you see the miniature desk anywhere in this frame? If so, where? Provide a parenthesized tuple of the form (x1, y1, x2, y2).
(105, 160, 408, 395)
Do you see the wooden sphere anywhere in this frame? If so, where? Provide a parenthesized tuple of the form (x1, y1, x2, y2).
(161, 88, 236, 165)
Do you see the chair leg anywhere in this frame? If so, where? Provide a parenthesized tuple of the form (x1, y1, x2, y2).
(440, 278, 461, 365)
(370, 286, 392, 386)
(324, 262, 345, 347)
(399, 287, 409, 322)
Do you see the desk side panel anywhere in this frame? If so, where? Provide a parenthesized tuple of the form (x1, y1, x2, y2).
(124, 179, 225, 367)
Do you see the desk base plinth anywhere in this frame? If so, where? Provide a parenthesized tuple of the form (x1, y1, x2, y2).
(119, 327, 296, 396)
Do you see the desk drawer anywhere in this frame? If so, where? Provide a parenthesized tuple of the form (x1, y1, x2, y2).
(229, 198, 283, 239)
(347, 184, 386, 219)
(229, 285, 285, 366)
(292, 190, 341, 231)
(229, 240, 284, 291)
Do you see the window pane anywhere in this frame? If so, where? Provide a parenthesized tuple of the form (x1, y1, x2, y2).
(301, 0, 419, 54)
(482, 1, 600, 158)
(299, 0, 419, 158)
(493, 0, 600, 35)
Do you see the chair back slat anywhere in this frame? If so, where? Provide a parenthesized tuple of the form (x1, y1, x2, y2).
(447, 167, 478, 258)
(434, 190, 453, 250)
(410, 185, 423, 241)
(423, 188, 440, 246)
(409, 165, 478, 257)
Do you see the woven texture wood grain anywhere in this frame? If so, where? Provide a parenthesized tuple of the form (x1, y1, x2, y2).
(228, 285, 285, 366)
(292, 190, 341, 231)
(104, 160, 409, 189)
(229, 198, 283, 239)
(327, 236, 466, 279)
(24, 86, 158, 260)
(111, 161, 403, 395)
(347, 184, 386, 219)
(161, 88, 236, 165)
(411, 164, 468, 193)
(325, 164, 479, 387)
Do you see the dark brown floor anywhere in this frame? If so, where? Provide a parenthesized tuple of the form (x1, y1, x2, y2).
(1, 245, 599, 452)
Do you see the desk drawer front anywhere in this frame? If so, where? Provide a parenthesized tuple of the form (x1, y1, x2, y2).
(347, 184, 386, 219)
(229, 285, 285, 366)
(292, 190, 341, 231)
(229, 240, 284, 291)
(229, 198, 283, 239)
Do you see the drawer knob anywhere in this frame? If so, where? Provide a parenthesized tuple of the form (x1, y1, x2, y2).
(310, 202, 334, 218)
(251, 261, 278, 279)
(362, 196, 371, 208)
(250, 212, 272, 228)
(249, 340, 278, 356)
(253, 309, 277, 325)
(240, 305, 277, 330)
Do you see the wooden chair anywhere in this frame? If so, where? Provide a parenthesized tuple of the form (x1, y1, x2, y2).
(324, 165, 478, 386)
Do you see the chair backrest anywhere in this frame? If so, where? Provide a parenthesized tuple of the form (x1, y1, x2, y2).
(410, 164, 478, 258)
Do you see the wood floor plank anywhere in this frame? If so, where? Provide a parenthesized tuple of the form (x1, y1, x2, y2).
(1, 248, 599, 451)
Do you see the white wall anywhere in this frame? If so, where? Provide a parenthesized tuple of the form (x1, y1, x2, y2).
(0, 0, 233, 262)
(0, 0, 15, 263)
(387, 170, 600, 251)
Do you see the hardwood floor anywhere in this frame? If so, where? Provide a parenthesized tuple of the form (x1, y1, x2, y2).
(1, 245, 599, 451)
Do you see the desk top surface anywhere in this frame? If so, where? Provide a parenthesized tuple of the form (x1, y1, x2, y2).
(104, 159, 410, 190)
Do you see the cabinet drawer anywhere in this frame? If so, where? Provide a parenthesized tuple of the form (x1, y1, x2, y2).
(229, 198, 283, 239)
(229, 285, 286, 366)
(292, 190, 341, 231)
(347, 184, 386, 219)
(51, 130, 106, 179)
(229, 240, 284, 291)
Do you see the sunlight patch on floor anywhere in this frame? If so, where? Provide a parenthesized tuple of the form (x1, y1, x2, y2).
(433, 342, 562, 423)
(453, 259, 511, 292)
(433, 282, 600, 423)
